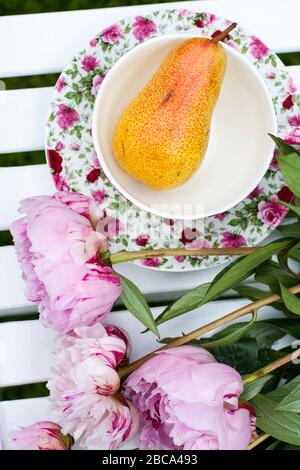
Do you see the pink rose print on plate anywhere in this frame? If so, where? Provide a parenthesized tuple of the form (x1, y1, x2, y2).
(55, 76, 65, 92)
(92, 74, 105, 97)
(47, 149, 62, 174)
(214, 212, 226, 221)
(258, 195, 287, 229)
(136, 234, 149, 247)
(247, 185, 264, 199)
(195, 13, 216, 28)
(81, 54, 100, 72)
(249, 36, 269, 59)
(277, 185, 294, 204)
(86, 167, 100, 183)
(266, 72, 276, 79)
(288, 76, 297, 94)
(141, 257, 161, 268)
(282, 95, 294, 110)
(288, 115, 300, 126)
(175, 255, 185, 263)
(132, 16, 157, 40)
(220, 232, 246, 248)
(56, 104, 80, 129)
(284, 127, 300, 145)
(55, 141, 65, 151)
(178, 9, 194, 17)
(180, 227, 199, 245)
(89, 38, 98, 47)
(92, 189, 106, 204)
(102, 24, 123, 44)
(53, 173, 70, 191)
(186, 238, 211, 258)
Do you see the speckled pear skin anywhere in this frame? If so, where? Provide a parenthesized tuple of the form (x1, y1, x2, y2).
(113, 38, 226, 190)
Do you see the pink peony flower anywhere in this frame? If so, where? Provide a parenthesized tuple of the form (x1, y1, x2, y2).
(81, 54, 100, 72)
(10, 217, 46, 303)
(288, 115, 300, 126)
(282, 95, 294, 110)
(220, 231, 246, 248)
(249, 36, 269, 59)
(56, 104, 80, 129)
(284, 127, 300, 145)
(132, 16, 157, 41)
(135, 234, 149, 246)
(47, 324, 138, 449)
(11, 192, 121, 333)
(55, 76, 65, 93)
(141, 257, 160, 268)
(39, 264, 121, 334)
(247, 185, 264, 199)
(10, 421, 72, 450)
(102, 24, 123, 44)
(258, 195, 287, 229)
(124, 346, 253, 450)
(91, 74, 104, 97)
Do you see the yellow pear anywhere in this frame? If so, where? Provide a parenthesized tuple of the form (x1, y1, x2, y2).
(113, 24, 236, 190)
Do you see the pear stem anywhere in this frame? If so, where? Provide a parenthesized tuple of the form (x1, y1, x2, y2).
(211, 22, 237, 44)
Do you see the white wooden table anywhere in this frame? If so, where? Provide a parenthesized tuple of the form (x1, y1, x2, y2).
(0, 0, 299, 450)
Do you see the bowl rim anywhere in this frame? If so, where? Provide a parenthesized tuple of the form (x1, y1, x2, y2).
(92, 33, 278, 220)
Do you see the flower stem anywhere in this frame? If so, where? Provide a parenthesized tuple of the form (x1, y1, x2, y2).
(110, 247, 257, 264)
(211, 22, 237, 43)
(247, 434, 270, 450)
(118, 284, 300, 378)
(243, 348, 300, 385)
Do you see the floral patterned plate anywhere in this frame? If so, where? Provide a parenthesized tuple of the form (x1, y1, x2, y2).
(46, 9, 299, 272)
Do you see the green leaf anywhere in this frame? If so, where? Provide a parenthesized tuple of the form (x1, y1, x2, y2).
(279, 201, 300, 218)
(252, 394, 300, 445)
(191, 311, 257, 349)
(119, 274, 159, 337)
(280, 283, 300, 315)
(278, 153, 300, 198)
(241, 375, 273, 401)
(268, 375, 300, 402)
(275, 384, 300, 412)
(255, 261, 295, 292)
(157, 239, 293, 326)
(202, 239, 294, 305)
(213, 338, 258, 375)
(268, 134, 298, 155)
(269, 318, 300, 339)
(279, 222, 300, 238)
(156, 283, 209, 326)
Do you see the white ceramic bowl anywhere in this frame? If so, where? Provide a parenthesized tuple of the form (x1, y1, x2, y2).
(93, 34, 277, 220)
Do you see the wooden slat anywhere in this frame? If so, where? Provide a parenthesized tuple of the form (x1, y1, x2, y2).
(0, 299, 285, 387)
(0, 245, 224, 315)
(0, 165, 54, 231)
(0, 397, 51, 450)
(0, 397, 135, 449)
(0, 0, 299, 79)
